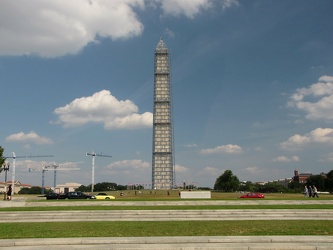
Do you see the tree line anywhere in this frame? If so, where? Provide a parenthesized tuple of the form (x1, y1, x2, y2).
(17, 182, 128, 194)
(76, 182, 127, 192)
(214, 169, 333, 193)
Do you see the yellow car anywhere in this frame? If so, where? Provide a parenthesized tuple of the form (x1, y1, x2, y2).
(92, 193, 115, 200)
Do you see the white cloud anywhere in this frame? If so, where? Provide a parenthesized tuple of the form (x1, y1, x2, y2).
(0, 0, 239, 58)
(107, 159, 150, 169)
(221, 0, 239, 10)
(319, 75, 333, 82)
(273, 155, 300, 163)
(279, 134, 310, 150)
(6, 131, 53, 145)
(102, 160, 150, 185)
(200, 144, 242, 155)
(158, 0, 213, 18)
(184, 144, 198, 148)
(279, 128, 333, 150)
(202, 166, 220, 176)
(245, 166, 259, 174)
(288, 75, 333, 121)
(53, 90, 153, 129)
(157, 0, 238, 18)
(175, 164, 189, 173)
(0, 0, 145, 57)
(310, 128, 333, 143)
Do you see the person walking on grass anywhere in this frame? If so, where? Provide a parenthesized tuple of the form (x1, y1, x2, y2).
(308, 185, 313, 198)
(304, 186, 308, 198)
(312, 185, 319, 198)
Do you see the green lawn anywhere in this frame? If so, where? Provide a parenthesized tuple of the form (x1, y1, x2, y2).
(0, 221, 332, 239)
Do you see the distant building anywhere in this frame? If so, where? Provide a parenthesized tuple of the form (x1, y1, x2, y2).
(0, 181, 82, 194)
(0, 181, 31, 194)
(293, 169, 312, 183)
(293, 169, 327, 183)
(56, 182, 82, 193)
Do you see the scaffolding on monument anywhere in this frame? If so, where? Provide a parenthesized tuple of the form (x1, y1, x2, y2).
(152, 38, 175, 190)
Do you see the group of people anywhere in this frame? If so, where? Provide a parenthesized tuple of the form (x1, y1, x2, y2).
(304, 185, 319, 198)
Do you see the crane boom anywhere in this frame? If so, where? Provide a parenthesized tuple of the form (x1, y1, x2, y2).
(29, 162, 80, 194)
(86, 152, 112, 157)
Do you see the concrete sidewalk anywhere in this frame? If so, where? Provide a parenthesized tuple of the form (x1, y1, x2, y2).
(0, 236, 333, 249)
(1, 209, 333, 222)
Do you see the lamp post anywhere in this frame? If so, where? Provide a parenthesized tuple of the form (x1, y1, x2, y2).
(3, 162, 10, 200)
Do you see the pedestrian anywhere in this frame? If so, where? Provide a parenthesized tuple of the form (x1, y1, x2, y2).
(312, 185, 319, 198)
(303, 186, 308, 198)
(307, 185, 313, 198)
(7, 185, 12, 200)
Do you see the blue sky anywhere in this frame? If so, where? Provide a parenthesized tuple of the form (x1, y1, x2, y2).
(1, 0, 333, 189)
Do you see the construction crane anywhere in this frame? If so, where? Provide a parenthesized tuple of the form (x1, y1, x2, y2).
(4, 152, 53, 198)
(29, 162, 80, 194)
(86, 150, 112, 192)
(44, 162, 81, 191)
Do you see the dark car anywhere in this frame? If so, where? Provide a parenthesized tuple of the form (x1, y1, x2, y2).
(239, 192, 265, 198)
(44, 193, 65, 200)
(40, 193, 59, 200)
(62, 191, 93, 199)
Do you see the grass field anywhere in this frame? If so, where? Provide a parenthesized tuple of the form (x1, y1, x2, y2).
(0, 221, 333, 239)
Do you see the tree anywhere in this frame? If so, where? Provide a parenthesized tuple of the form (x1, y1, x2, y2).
(76, 185, 89, 192)
(18, 186, 53, 194)
(75, 182, 128, 192)
(238, 181, 257, 192)
(288, 180, 303, 193)
(306, 174, 326, 191)
(324, 170, 333, 192)
(214, 170, 240, 192)
(94, 182, 117, 192)
(256, 182, 288, 193)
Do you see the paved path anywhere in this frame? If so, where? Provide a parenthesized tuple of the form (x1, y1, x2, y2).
(0, 236, 333, 249)
(1, 209, 333, 222)
(1, 198, 333, 207)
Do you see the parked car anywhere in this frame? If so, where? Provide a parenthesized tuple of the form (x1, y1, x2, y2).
(62, 191, 93, 199)
(239, 192, 265, 198)
(44, 192, 65, 200)
(92, 193, 116, 200)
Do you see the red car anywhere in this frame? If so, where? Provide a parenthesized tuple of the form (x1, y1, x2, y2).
(239, 192, 265, 198)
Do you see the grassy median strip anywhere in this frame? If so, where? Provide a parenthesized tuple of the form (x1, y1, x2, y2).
(0, 221, 332, 239)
